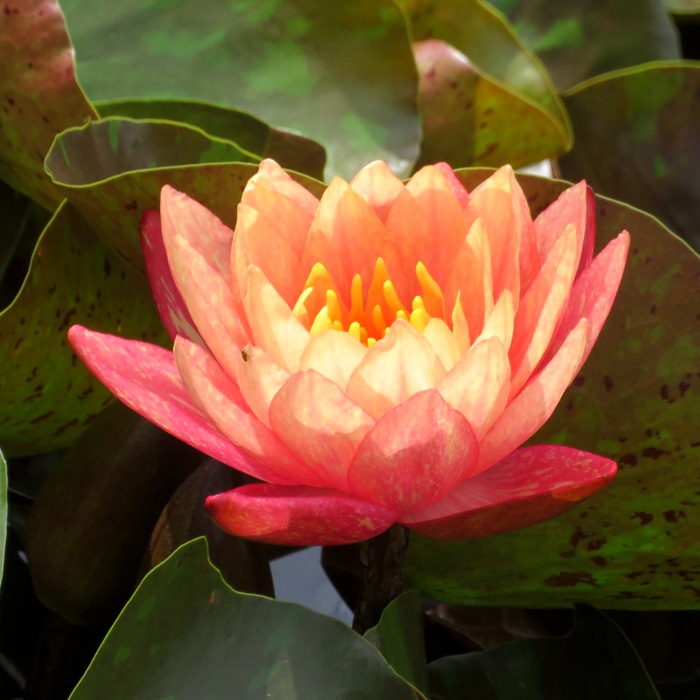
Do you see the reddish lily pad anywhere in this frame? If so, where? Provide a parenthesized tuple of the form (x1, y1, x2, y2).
(68, 538, 417, 700)
(405, 169, 700, 609)
(400, 0, 571, 153)
(59, 0, 420, 179)
(96, 99, 327, 180)
(0, 0, 97, 210)
(487, 0, 681, 90)
(0, 202, 166, 456)
(560, 63, 700, 251)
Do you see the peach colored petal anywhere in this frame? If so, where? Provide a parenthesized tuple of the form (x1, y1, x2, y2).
(349, 160, 406, 223)
(300, 176, 388, 305)
(437, 336, 511, 441)
(233, 203, 304, 307)
(347, 390, 479, 513)
(206, 484, 399, 545)
(473, 289, 515, 353)
(508, 221, 580, 397)
(268, 370, 375, 491)
(401, 445, 616, 539)
(543, 232, 630, 368)
(242, 264, 311, 373)
(478, 318, 589, 472)
(435, 162, 470, 209)
(422, 318, 461, 372)
(140, 210, 203, 345)
(173, 337, 311, 485)
(67, 326, 285, 483)
(345, 319, 446, 419)
(298, 329, 368, 391)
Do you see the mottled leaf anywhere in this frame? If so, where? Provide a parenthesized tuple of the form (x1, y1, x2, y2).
(560, 63, 700, 251)
(487, 0, 681, 90)
(400, 0, 571, 151)
(68, 538, 416, 700)
(0, 0, 97, 210)
(405, 169, 700, 609)
(97, 99, 326, 180)
(0, 202, 165, 456)
(60, 0, 420, 179)
(428, 606, 660, 700)
(414, 39, 570, 169)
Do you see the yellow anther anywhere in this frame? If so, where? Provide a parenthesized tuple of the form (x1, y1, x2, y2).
(326, 289, 342, 324)
(416, 261, 445, 319)
(367, 337, 377, 348)
(349, 321, 362, 343)
(395, 309, 409, 323)
(309, 307, 333, 336)
(366, 258, 390, 315)
(303, 262, 333, 290)
(332, 320, 343, 331)
(292, 287, 313, 326)
(411, 296, 426, 312)
(371, 304, 387, 336)
(410, 307, 430, 332)
(382, 279, 406, 317)
(349, 274, 364, 324)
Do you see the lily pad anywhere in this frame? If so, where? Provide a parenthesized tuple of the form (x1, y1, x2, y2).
(68, 538, 416, 700)
(666, 0, 700, 13)
(0, 451, 6, 586)
(59, 0, 420, 179)
(0, 0, 97, 210)
(560, 63, 700, 251)
(487, 0, 681, 90)
(96, 99, 327, 180)
(0, 202, 165, 456)
(405, 169, 700, 609)
(428, 606, 660, 699)
(400, 0, 571, 152)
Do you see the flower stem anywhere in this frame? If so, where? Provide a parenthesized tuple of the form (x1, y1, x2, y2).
(352, 524, 409, 635)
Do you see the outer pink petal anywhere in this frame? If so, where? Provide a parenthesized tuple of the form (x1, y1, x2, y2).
(206, 484, 399, 546)
(67, 326, 274, 480)
(349, 160, 406, 223)
(434, 162, 470, 209)
(436, 337, 511, 441)
(477, 318, 588, 472)
(543, 232, 630, 368)
(345, 319, 446, 419)
(298, 329, 368, 391)
(140, 210, 203, 344)
(347, 390, 479, 513)
(242, 264, 311, 373)
(268, 370, 375, 491)
(172, 337, 307, 485)
(401, 444, 616, 540)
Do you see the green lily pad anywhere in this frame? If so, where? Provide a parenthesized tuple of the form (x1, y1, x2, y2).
(428, 606, 660, 699)
(68, 538, 416, 700)
(0, 0, 97, 210)
(487, 0, 681, 90)
(560, 63, 700, 251)
(413, 39, 571, 169)
(665, 0, 700, 13)
(0, 450, 6, 586)
(96, 99, 327, 180)
(405, 169, 700, 609)
(400, 0, 571, 151)
(60, 0, 420, 179)
(0, 202, 165, 456)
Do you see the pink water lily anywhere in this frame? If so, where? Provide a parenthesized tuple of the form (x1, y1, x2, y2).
(69, 160, 629, 545)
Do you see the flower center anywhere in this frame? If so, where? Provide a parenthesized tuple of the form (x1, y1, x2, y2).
(292, 258, 446, 347)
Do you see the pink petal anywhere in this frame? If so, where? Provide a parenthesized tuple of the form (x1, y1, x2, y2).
(242, 265, 311, 373)
(140, 210, 203, 344)
(402, 444, 616, 539)
(543, 232, 630, 368)
(434, 162, 470, 208)
(206, 484, 399, 545)
(347, 390, 479, 513)
(67, 326, 278, 481)
(349, 160, 406, 223)
(345, 319, 446, 419)
(172, 337, 308, 484)
(298, 329, 368, 391)
(268, 370, 375, 491)
(436, 337, 511, 441)
(477, 318, 589, 472)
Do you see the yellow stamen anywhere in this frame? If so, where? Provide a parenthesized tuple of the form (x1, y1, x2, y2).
(416, 261, 445, 318)
(349, 274, 364, 324)
(395, 309, 409, 323)
(303, 262, 333, 290)
(326, 289, 342, 324)
(382, 279, 407, 317)
(309, 307, 333, 336)
(372, 304, 387, 336)
(367, 337, 377, 348)
(410, 307, 430, 332)
(348, 321, 362, 343)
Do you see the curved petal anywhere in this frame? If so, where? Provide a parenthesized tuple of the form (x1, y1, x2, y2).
(402, 444, 616, 540)
(140, 210, 203, 345)
(206, 484, 399, 546)
(436, 336, 511, 441)
(477, 318, 589, 472)
(172, 337, 307, 485)
(435, 162, 470, 208)
(347, 390, 479, 513)
(268, 370, 375, 491)
(345, 319, 446, 419)
(350, 160, 406, 223)
(67, 326, 276, 481)
(298, 329, 368, 391)
(422, 318, 461, 372)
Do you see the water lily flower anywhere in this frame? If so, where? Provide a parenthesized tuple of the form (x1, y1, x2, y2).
(69, 160, 629, 545)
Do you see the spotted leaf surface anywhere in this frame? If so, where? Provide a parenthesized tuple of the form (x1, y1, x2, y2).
(405, 169, 700, 609)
